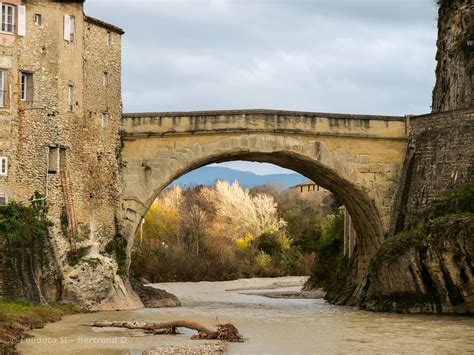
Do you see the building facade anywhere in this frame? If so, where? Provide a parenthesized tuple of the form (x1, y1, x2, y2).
(288, 180, 334, 214)
(0, 0, 140, 309)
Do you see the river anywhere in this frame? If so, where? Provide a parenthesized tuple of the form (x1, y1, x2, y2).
(18, 276, 474, 354)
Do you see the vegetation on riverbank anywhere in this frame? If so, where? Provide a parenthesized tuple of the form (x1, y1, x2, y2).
(302, 210, 349, 291)
(0, 302, 80, 354)
(0, 196, 81, 352)
(0, 193, 52, 244)
(131, 181, 343, 283)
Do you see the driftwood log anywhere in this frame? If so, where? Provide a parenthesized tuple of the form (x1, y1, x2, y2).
(91, 320, 243, 342)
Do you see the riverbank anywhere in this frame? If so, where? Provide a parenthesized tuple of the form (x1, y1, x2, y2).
(0, 302, 81, 353)
(17, 277, 474, 354)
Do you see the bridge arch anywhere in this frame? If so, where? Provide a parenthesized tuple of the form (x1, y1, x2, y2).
(120, 110, 407, 300)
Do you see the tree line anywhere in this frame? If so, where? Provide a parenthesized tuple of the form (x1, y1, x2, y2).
(131, 180, 347, 288)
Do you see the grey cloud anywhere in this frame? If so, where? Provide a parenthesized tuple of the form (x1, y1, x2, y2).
(86, 0, 438, 115)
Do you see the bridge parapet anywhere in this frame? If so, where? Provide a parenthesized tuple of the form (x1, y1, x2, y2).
(122, 109, 407, 140)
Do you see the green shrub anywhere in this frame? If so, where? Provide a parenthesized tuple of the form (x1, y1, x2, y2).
(0, 193, 52, 244)
(306, 210, 348, 290)
(104, 238, 128, 276)
(431, 182, 474, 217)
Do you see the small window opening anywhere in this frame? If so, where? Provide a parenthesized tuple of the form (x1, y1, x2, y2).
(20, 72, 33, 102)
(48, 147, 59, 174)
(0, 192, 7, 206)
(0, 156, 8, 176)
(101, 113, 108, 128)
(106, 31, 111, 46)
(67, 84, 74, 112)
(35, 14, 42, 26)
(103, 72, 108, 87)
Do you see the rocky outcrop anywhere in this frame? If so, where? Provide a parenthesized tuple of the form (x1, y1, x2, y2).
(364, 215, 473, 314)
(432, 0, 474, 112)
(130, 277, 181, 308)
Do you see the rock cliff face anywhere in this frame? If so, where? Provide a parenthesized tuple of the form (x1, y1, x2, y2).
(364, 215, 473, 314)
(432, 0, 474, 112)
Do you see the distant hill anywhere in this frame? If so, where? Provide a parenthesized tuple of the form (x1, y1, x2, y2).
(170, 166, 307, 189)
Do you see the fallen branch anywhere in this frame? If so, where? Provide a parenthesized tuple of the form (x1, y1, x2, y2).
(91, 320, 243, 342)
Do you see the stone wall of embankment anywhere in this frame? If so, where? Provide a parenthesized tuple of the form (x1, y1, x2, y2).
(364, 109, 473, 314)
(391, 109, 473, 234)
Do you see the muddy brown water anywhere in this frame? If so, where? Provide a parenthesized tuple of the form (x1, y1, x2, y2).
(18, 277, 474, 354)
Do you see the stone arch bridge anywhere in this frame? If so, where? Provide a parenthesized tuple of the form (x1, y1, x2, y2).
(120, 109, 408, 295)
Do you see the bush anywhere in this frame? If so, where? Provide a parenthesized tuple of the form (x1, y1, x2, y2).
(431, 182, 474, 218)
(306, 210, 349, 290)
(0, 193, 52, 244)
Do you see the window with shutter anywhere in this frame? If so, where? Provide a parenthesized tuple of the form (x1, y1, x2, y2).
(64, 14, 71, 41)
(70, 16, 75, 41)
(64, 15, 75, 42)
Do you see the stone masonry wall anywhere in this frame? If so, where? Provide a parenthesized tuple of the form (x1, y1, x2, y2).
(59, 16, 137, 310)
(392, 109, 474, 233)
(0, 0, 87, 303)
(0, 0, 140, 310)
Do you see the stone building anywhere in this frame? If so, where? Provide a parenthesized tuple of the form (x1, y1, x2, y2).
(287, 180, 333, 211)
(0, 0, 140, 309)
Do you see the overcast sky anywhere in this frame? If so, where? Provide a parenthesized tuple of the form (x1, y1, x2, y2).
(85, 0, 439, 175)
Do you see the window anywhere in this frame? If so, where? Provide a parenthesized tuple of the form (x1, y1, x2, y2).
(101, 113, 108, 128)
(20, 72, 33, 102)
(35, 14, 42, 26)
(0, 70, 5, 107)
(67, 84, 74, 112)
(70, 16, 75, 41)
(0, 156, 8, 176)
(1, 4, 15, 33)
(106, 31, 111, 46)
(102, 72, 108, 87)
(48, 147, 59, 174)
(0, 193, 7, 206)
(64, 15, 75, 42)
